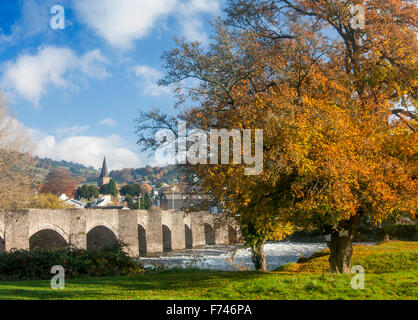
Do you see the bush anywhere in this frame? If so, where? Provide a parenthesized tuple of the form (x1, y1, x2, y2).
(355, 220, 417, 242)
(0, 242, 143, 281)
(383, 224, 417, 241)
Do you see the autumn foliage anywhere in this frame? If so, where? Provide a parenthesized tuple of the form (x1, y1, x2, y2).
(40, 168, 77, 197)
(136, 0, 417, 271)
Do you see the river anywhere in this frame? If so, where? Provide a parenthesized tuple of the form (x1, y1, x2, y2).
(138, 242, 331, 271)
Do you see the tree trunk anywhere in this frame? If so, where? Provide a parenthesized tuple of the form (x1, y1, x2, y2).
(327, 213, 362, 274)
(328, 231, 354, 274)
(251, 241, 266, 271)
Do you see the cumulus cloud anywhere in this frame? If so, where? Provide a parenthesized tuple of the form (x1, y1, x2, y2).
(1, 46, 109, 107)
(99, 118, 117, 127)
(73, 0, 177, 49)
(34, 133, 142, 169)
(73, 0, 221, 48)
(78, 49, 110, 79)
(177, 16, 208, 43)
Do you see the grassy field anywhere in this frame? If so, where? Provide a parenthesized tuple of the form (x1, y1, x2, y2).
(0, 241, 416, 300)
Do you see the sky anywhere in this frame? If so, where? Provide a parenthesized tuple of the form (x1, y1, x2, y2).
(0, 0, 223, 170)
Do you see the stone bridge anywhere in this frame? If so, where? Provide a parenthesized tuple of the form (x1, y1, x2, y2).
(0, 209, 239, 256)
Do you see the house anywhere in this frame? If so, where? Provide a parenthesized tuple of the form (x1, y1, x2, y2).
(160, 191, 186, 210)
(158, 189, 211, 211)
(59, 194, 69, 201)
(59, 194, 86, 209)
(88, 194, 113, 208)
(65, 199, 86, 209)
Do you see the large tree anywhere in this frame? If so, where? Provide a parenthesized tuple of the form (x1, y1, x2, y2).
(136, 0, 417, 272)
(221, 0, 417, 273)
(120, 184, 141, 197)
(40, 168, 77, 197)
(100, 179, 118, 197)
(75, 184, 99, 200)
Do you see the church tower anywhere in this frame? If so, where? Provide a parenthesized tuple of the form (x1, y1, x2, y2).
(98, 157, 111, 187)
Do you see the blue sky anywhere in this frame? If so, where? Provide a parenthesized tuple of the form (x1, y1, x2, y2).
(0, 0, 223, 170)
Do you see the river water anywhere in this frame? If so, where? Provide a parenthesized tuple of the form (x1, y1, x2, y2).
(138, 242, 331, 271)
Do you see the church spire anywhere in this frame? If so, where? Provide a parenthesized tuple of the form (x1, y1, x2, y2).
(100, 157, 109, 177)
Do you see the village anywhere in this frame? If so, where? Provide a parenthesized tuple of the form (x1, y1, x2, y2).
(49, 157, 219, 213)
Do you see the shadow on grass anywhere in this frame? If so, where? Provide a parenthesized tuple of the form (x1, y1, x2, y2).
(0, 270, 269, 300)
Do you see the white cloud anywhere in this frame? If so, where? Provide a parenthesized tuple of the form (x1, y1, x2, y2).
(73, 0, 177, 49)
(56, 125, 90, 136)
(1, 46, 109, 107)
(73, 0, 221, 48)
(79, 49, 110, 79)
(178, 16, 208, 43)
(5, 114, 140, 169)
(133, 65, 171, 96)
(1, 0, 221, 50)
(99, 118, 117, 127)
(35, 133, 142, 169)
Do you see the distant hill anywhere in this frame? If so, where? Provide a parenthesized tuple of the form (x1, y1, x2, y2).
(109, 165, 185, 185)
(34, 158, 184, 186)
(35, 157, 99, 184)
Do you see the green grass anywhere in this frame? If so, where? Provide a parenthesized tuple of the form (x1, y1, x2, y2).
(275, 241, 418, 274)
(0, 241, 416, 300)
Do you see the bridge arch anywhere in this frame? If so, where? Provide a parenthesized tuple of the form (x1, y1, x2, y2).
(29, 229, 69, 251)
(162, 224, 172, 252)
(185, 224, 193, 249)
(138, 224, 147, 255)
(30, 223, 70, 244)
(87, 225, 118, 251)
(204, 223, 216, 245)
(87, 222, 118, 238)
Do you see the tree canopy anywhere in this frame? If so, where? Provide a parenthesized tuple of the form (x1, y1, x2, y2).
(75, 184, 99, 200)
(100, 179, 118, 197)
(28, 193, 71, 209)
(40, 168, 77, 197)
(135, 0, 417, 272)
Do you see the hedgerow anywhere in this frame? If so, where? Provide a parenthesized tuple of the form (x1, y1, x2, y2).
(0, 242, 143, 281)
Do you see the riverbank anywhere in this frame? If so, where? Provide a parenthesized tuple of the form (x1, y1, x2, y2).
(0, 241, 416, 300)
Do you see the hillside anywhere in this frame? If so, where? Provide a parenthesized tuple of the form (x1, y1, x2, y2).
(35, 157, 99, 184)
(34, 158, 184, 186)
(109, 165, 185, 185)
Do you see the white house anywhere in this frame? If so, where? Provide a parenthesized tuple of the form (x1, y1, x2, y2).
(65, 199, 86, 209)
(59, 194, 69, 201)
(90, 195, 113, 208)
